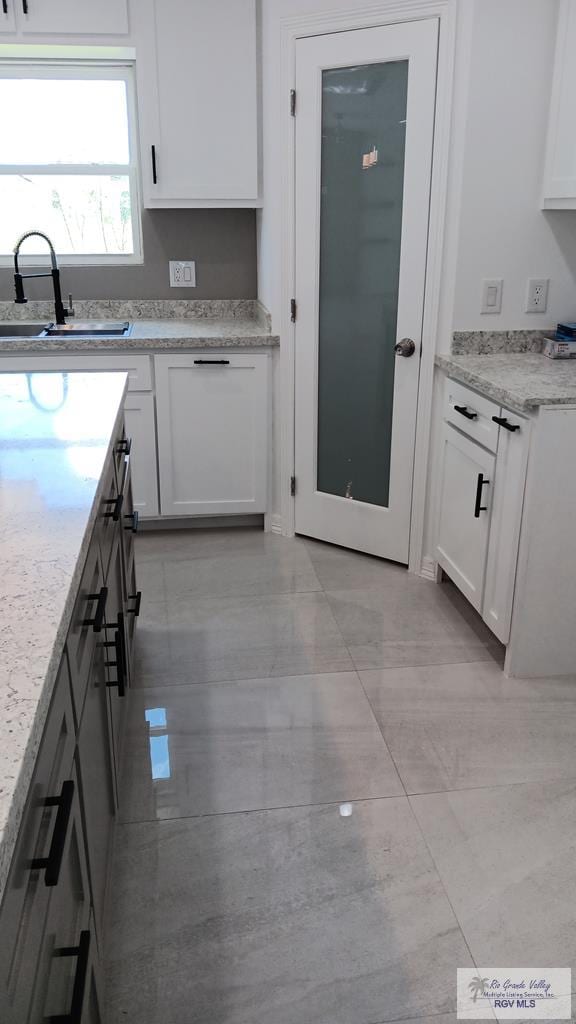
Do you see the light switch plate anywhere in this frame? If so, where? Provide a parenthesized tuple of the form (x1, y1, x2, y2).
(481, 278, 503, 314)
(169, 261, 196, 288)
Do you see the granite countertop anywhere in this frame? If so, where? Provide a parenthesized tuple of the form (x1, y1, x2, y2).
(0, 318, 279, 352)
(0, 371, 128, 899)
(436, 352, 576, 412)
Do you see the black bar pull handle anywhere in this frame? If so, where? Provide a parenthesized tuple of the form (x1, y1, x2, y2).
(103, 493, 123, 521)
(50, 929, 90, 1024)
(474, 473, 490, 518)
(103, 615, 127, 696)
(116, 437, 132, 456)
(21, 0, 27, 12)
(151, 144, 158, 184)
(2, 2, 8, 16)
(454, 404, 478, 421)
(492, 415, 520, 433)
(127, 591, 142, 617)
(30, 780, 74, 887)
(194, 359, 230, 365)
(83, 586, 108, 633)
(124, 509, 139, 533)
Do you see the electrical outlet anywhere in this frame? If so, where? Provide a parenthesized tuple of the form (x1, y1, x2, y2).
(481, 278, 503, 314)
(169, 261, 196, 288)
(526, 278, 549, 313)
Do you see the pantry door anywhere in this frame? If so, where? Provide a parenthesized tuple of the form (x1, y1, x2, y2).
(294, 19, 437, 562)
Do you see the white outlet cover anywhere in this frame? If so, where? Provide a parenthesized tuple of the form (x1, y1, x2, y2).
(169, 260, 196, 288)
(526, 277, 549, 313)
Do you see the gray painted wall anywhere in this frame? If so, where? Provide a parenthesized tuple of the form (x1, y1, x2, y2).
(0, 209, 257, 300)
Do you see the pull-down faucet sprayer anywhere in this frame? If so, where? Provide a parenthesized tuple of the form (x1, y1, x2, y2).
(13, 231, 74, 326)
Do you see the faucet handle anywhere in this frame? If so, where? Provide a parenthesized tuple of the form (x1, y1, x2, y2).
(67, 293, 75, 318)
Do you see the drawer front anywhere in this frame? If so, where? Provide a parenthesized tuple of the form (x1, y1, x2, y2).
(0, 659, 76, 1024)
(96, 456, 121, 582)
(67, 540, 104, 726)
(444, 378, 500, 452)
(0, 354, 152, 392)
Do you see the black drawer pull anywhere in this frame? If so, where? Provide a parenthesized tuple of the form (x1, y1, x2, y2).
(492, 415, 520, 432)
(103, 614, 127, 696)
(21, 0, 27, 12)
(151, 144, 158, 184)
(474, 473, 490, 518)
(454, 404, 478, 421)
(83, 586, 108, 633)
(103, 493, 123, 521)
(30, 780, 74, 887)
(194, 359, 230, 365)
(124, 509, 139, 533)
(51, 928, 90, 1024)
(2, 2, 8, 16)
(116, 437, 132, 456)
(127, 591, 142, 617)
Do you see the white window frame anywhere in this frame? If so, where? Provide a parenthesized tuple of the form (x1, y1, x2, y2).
(0, 59, 143, 266)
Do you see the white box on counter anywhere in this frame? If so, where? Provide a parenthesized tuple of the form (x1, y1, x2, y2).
(542, 337, 576, 358)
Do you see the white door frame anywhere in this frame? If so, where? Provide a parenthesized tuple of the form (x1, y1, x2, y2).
(278, 0, 458, 575)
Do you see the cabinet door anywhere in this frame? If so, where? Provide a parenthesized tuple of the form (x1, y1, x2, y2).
(123, 392, 159, 517)
(155, 353, 268, 516)
(436, 423, 495, 612)
(67, 539, 104, 727)
(483, 408, 530, 643)
(18, 0, 128, 34)
(542, 0, 576, 208)
(136, 0, 259, 205)
(0, 2, 16, 32)
(76, 639, 115, 948)
(0, 660, 76, 1024)
(103, 531, 129, 804)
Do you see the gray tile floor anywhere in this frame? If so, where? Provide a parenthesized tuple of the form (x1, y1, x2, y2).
(106, 529, 576, 1024)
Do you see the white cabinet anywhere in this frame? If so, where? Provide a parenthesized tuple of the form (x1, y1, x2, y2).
(155, 352, 268, 516)
(542, 0, 576, 208)
(1, 0, 128, 35)
(123, 392, 159, 517)
(436, 423, 495, 612)
(134, 0, 259, 207)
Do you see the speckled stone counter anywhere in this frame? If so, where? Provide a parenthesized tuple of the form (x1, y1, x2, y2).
(436, 352, 576, 412)
(0, 371, 128, 899)
(0, 318, 279, 352)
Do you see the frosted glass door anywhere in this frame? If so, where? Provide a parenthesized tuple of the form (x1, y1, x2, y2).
(318, 61, 407, 508)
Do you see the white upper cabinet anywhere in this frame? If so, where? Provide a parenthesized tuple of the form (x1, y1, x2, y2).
(542, 0, 576, 208)
(1, 0, 128, 36)
(133, 0, 259, 207)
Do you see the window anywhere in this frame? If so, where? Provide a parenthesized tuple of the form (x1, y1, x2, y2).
(0, 63, 142, 264)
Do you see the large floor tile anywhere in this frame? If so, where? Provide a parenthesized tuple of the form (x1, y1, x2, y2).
(134, 591, 353, 686)
(361, 662, 576, 793)
(119, 672, 403, 821)
(411, 780, 576, 971)
(349, 638, 502, 671)
(303, 537, 410, 591)
(106, 799, 473, 1024)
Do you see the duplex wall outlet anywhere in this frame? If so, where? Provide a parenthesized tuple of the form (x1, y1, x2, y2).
(481, 278, 503, 314)
(526, 277, 549, 313)
(169, 260, 196, 288)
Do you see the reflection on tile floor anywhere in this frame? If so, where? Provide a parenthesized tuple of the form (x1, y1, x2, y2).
(106, 529, 576, 1024)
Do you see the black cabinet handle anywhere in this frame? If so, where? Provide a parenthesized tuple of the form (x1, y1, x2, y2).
(124, 509, 139, 533)
(2, 2, 8, 16)
(50, 929, 90, 1024)
(83, 586, 108, 633)
(116, 437, 132, 456)
(103, 493, 123, 521)
(151, 144, 158, 184)
(194, 359, 230, 365)
(492, 415, 520, 432)
(454, 404, 478, 421)
(21, 0, 27, 12)
(30, 780, 74, 887)
(474, 473, 490, 518)
(103, 614, 127, 696)
(127, 591, 142, 617)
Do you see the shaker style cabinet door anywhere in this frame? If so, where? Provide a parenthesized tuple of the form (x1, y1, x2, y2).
(134, 0, 259, 206)
(542, 0, 576, 208)
(17, 0, 128, 35)
(0, 2, 16, 33)
(155, 353, 268, 516)
(436, 422, 495, 612)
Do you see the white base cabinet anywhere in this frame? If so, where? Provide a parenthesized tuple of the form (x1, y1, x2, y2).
(155, 353, 269, 517)
(123, 391, 159, 517)
(0, 0, 128, 36)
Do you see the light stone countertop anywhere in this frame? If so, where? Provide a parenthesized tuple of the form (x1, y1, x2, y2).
(0, 318, 279, 352)
(0, 371, 128, 900)
(436, 352, 576, 412)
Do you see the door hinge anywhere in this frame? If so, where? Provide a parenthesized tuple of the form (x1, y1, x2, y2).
(290, 298, 297, 323)
(290, 89, 296, 117)
(290, 475, 296, 497)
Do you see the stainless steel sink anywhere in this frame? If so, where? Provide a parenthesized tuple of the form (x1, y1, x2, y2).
(42, 321, 132, 337)
(0, 323, 48, 338)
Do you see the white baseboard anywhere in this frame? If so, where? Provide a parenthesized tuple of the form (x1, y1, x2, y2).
(270, 514, 283, 535)
(419, 555, 441, 581)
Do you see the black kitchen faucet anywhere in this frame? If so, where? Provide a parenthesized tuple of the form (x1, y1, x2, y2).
(13, 231, 73, 325)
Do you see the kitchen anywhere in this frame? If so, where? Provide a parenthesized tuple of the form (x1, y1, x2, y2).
(2, 1, 576, 1022)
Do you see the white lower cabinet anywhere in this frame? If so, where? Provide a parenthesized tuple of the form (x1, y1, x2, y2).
(123, 391, 159, 517)
(436, 422, 495, 612)
(155, 353, 269, 516)
(436, 377, 529, 643)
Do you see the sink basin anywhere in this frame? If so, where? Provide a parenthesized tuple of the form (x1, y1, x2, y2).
(0, 323, 48, 338)
(43, 321, 132, 337)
